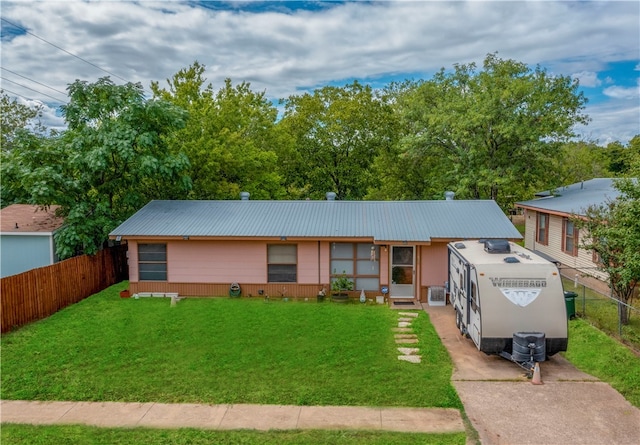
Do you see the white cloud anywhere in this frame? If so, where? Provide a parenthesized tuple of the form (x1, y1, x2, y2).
(603, 83, 640, 100)
(573, 71, 601, 88)
(1, 0, 638, 142)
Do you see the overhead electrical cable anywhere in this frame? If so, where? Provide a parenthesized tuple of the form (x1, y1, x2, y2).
(0, 77, 66, 103)
(1, 67, 68, 96)
(1, 17, 130, 83)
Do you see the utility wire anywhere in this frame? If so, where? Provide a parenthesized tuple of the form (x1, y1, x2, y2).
(0, 77, 66, 103)
(1, 67, 68, 96)
(1, 87, 31, 99)
(1, 17, 130, 83)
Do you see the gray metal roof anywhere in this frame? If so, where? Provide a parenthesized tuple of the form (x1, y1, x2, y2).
(110, 199, 522, 242)
(516, 178, 620, 216)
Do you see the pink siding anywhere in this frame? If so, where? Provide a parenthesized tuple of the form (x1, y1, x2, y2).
(379, 246, 389, 286)
(319, 242, 331, 285)
(128, 239, 438, 299)
(419, 243, 448, 287)
(294, 241, 323, 284)
(129, 240, 139, 281)
(169, 240, 266, 283)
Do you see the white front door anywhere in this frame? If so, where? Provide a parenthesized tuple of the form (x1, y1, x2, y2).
(390, 246, 415, 298)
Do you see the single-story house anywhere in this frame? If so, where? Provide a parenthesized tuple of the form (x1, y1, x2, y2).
(109, 192, 522, 303)
(516, 178, 621, 294)
(0, 204, 63, 278)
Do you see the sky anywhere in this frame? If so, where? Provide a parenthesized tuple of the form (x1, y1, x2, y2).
(1, 0, 639, 145)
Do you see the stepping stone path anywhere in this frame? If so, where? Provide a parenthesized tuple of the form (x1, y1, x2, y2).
(395, 311, 422, 363)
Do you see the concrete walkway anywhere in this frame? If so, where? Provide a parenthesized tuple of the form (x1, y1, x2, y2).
(423, 303, 640, 445)
(0, 400, 465, 434)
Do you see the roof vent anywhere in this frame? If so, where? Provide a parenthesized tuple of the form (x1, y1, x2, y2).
(484, 239, 511, 254)
(326, 192, 336, 201)
(445, 191, 455, 200)
(504, 257, 520, 263)
(240, 192, 250, 201)
(454, 242, 466, 249)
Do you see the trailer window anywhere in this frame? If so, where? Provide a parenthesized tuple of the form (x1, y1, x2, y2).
(471, 281, 478, 312)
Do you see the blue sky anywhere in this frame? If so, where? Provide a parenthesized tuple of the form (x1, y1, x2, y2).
(1, 0, 638, 145)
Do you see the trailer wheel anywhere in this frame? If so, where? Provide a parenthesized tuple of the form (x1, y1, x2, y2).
(455, 309, 462, 333)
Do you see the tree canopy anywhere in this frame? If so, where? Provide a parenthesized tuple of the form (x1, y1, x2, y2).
(278, 81, 397, 200)
(5, 55, 637, 264)
(579, 172, 640, 325)
(18, 78, 190, 258)
(151, 62, 285, 200)
(386, 53, 589, 209)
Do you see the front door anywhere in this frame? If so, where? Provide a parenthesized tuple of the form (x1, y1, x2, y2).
(390, 246, 415, 298)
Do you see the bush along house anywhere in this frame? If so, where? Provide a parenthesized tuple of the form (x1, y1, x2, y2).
(109, 192, 522, 305)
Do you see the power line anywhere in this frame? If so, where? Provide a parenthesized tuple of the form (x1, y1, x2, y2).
(0, 77, 66, 103)
(1, 67, 68, 96)
(1, 17, 130, 83)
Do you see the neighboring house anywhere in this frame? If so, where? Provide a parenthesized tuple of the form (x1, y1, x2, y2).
(516, 178, 621, 294)
(0, 204, 64, 278)
(110, 192, 522, 304)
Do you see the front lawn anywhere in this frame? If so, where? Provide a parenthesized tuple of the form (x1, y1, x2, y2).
(1, 282, 460, 408)
(564, 318, 640, 407)
(0, 424, 466, 445)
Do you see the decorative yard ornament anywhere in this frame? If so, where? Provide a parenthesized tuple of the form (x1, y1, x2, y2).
(360, 289, 366, 303)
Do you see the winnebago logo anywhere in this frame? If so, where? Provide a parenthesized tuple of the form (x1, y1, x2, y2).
(489, 277, 546, 307)
(489, 278, 547, 288)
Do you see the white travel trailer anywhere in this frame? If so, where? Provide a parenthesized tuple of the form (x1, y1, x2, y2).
(448, 239, 568, 366)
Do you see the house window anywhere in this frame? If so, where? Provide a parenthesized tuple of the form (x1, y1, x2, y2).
(268, 244, 297, 282)
(592, 250, 602, 265)
(138, 244, 167, 281)
(330, 243, 380, 291)
(536, 213, 549, 245)
(563, 219, 578, 256)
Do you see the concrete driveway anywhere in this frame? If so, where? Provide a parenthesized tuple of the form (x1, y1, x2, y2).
(424, 304, 640, 445)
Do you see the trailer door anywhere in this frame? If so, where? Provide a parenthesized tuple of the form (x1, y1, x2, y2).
(469, 274, 481, 346)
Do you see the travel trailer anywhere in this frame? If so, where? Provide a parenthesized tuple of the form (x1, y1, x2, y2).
(448, 239, 568, 367)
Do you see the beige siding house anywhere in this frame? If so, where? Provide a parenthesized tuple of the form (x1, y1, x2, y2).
(516, 178, 620, 294)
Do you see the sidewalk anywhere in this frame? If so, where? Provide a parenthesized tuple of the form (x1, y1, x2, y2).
(423, 304, 640, 445)
(0, 400, 465, 434)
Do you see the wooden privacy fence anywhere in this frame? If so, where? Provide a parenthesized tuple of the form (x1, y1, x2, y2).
(1, 244, 128, 333)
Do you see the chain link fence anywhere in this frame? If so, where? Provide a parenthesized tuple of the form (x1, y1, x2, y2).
(561, 276, 640, 352)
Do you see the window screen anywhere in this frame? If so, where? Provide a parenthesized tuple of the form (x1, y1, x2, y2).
(268, 245, 297, 282)
(138, 244, 167, 281)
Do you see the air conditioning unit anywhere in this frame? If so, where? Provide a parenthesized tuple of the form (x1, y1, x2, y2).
(428, 286, 446, 306)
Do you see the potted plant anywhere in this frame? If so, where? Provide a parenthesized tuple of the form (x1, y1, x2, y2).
(331, 271, 354, 303)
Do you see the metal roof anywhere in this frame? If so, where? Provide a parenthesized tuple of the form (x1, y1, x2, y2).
(516, 178, 620, 216)
(110, 199, 522, 243)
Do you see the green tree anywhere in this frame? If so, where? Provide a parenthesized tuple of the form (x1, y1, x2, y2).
(0, 91, 51, 207)
(1, 90, 46, 152)
(578, 171, 640, 325)
(152, 63, 284, 200)
(278, 81, 397, 200)
(368, 80, 449, 200)
(558, 141, 611, 184)
(391, 53, 589, 209)
(605, 135, 640, 175)
(24, 77, 190, 258)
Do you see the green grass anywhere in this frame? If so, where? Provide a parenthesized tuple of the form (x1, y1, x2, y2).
(0, 282, 460, 409)
(564, 318, 640, 407)
(0, 424, 466, 445)
(562, 278, 640, 351)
